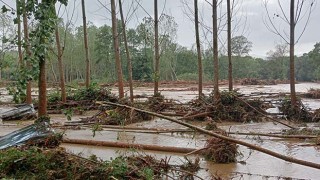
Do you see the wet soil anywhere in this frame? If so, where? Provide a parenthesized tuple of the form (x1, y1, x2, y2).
(1, 83, 320, 179)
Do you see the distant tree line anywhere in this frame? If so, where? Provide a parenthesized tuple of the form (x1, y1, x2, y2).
(1, 14, 319, 83)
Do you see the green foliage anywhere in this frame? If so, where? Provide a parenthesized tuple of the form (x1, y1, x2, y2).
(139, 168, 154, 180)
(1, 5, 9, 13)
(91, 124, 103, 137)
(48, 90, 61, 103)
(105, 157, 128, 178)
(69, 83, 115, 101)
(132, 55, 153, 81)
(2, 0, 68, 103)
(34, 115, 50, 124)
(231, 35, 253, 56)
(177, 73, 198, 81)
(63, 108, 73, 121)
(0, 147, 109, 179)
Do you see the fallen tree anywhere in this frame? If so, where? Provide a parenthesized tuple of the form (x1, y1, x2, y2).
(98, 101, 320, 170)
(62, 138, 197, 154)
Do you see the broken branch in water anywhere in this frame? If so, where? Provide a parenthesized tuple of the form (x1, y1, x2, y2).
(99, 101, 320, 170)
(62, 138, 197, 154)
(227, 131, 318, 139)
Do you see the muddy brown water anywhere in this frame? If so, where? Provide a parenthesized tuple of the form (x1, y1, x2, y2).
(1, 83, 320, 179)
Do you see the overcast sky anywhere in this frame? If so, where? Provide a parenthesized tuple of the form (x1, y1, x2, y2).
(2, 0, 319, 58)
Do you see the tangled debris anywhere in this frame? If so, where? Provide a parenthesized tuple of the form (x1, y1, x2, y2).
(203, 131, 239, 163)
(80, 101, 152, 126)
(0, 147, 206, 179)
(147, 92, 175, 113)
(282, 128, 320, 136)
(186, 90, 270, 122)
(240, 78, 276, 85)
(46, 86, 118, 113)
(279, 98, 314, 122)
(303, 88, 320, 99)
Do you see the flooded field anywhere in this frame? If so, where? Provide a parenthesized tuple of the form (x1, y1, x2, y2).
(1, 83, 320, 179)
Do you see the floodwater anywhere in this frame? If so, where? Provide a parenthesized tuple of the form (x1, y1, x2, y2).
(1, 83, 320, 179)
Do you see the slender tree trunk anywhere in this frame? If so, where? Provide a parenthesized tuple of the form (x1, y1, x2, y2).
(227, 0, 233, 91)
(16, 0, 23, 67)
(81, 0, 90, 88)
(212, 0, 220, 103)
(22, 0, 32, 104)
(289, 0, 296, 106)
(54, 19, 66, 102)
(38, 58, 47, 116)
(154, 0, 160, 95)
(111, 0, 124, 99)
(194, 0, 203, 98)
(119, 0, 134, 102)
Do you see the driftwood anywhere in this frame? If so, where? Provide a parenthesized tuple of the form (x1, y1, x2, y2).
(62, 138, 197, 154)
(63, 124, 193, 133)
(55, 125, 194, 134)
(178, 112, 213, 120)
(99, 101, 320, 170)
(227, 132, 318, 139)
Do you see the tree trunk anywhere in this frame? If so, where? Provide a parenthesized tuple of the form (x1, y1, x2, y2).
(289, 0, 297, 106)
(81, 0, 90, 88)
(22, 0, 32, 104)
(54, 19, 66, 102)
(63, 138, 197, 154)
(194, 0, 203, 98)
(154, 0, 160, 95)
(111, 0, 124, 99)
(119, 0, 134, 102)
(227, 0, 233, 91)
(16, 0, 23, 67)
(212, 0, 220, 103)
(38, 58, 47, 116)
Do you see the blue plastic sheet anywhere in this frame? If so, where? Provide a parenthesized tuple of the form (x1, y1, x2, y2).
(0, 122, 54, 150)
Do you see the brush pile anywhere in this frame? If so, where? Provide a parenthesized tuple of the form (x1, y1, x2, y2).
(303, 88, 320, 99)
(0, 147, 205, 179)
(80, 101, 152, 125)
(187, 90, 270, 122)
(147, 93, 175, 112)
(240, 78, 276, 85)
(279, 98, 314, 122)
(203, 131, 238, 163)
(46, 86, 118, 113)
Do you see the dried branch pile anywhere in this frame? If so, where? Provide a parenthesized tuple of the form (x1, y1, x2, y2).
(240, 78, 276, 85)
(81, 101, 152, 125)
(187, 90, 270, 122)
(279, 98, 314, 122)
(203, 132, 238, 163)
(303, 88, 320, 99)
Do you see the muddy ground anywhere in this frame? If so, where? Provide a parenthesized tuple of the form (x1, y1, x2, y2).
(1, 82, 320, 179)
